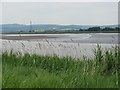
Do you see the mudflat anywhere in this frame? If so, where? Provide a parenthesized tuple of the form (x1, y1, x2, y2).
(1, 33, 119, 44)
(1, 35, 59, 40)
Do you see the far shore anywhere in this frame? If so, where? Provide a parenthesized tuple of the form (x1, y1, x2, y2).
(1, 35, 59, 40)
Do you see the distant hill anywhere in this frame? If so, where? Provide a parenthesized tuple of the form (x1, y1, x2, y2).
(0, 24, 118, 33)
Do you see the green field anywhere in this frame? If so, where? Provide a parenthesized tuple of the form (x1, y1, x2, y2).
(2, 45, 120, 88)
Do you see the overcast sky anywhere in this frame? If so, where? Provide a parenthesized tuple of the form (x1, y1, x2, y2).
(1, 2, 118, 25)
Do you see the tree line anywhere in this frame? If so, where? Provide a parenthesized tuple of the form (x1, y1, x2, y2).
(79, 27, 120, 31)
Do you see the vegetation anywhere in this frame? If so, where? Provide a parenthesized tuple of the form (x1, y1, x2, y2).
(2, 45, 120, 88)
(81, 27, 120, 31)
(0, 54, 2, 89)
(2, 26, 120, 34)
(3, 30, 120, 34)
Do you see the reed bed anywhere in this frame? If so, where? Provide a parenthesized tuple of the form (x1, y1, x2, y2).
(2, 45, 120, 88)
(2, 40, 117, 59)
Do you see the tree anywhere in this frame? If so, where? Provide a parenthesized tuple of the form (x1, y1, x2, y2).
(88, 27, 101, 31)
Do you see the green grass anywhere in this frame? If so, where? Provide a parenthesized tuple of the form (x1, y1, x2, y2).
(0, 54, 2, 89)
(2, 45, 120, 88)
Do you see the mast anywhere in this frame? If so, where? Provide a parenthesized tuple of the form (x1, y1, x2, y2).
(30, 21, 32, 32)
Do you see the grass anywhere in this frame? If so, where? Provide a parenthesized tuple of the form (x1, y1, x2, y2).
(0, 54, 2, 89)
(2, 45, 120, 88)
